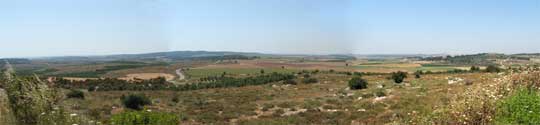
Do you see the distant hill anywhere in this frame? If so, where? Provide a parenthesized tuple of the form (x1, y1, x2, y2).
(101, 51, 266, 61)
(420, 53, 533, 65)
(32, 51, 359, 62)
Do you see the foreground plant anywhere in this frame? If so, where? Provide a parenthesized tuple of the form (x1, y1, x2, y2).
(2, 61, 90, 125)
(497, 88, 540, 124)
(422, 66, 540, 124)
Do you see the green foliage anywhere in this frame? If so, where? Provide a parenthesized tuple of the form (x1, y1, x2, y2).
(348, 77, 368, 90)
(486, 65, 502, 73)
(3, 75, 61, 124)
(122, 94, 152, 110)
(110, 111, 179, 125)
(302, 78, 319, 84)
(391, 71, 408, 83)
(66, 89, 85, 99)
(54, 63, 166, 78)
(55, 77, 169, 91)
(1, 64, 87, 125)
(497, 89, 540, 124)
(470, 66, 481, 72)
(56, 73, 295, 91)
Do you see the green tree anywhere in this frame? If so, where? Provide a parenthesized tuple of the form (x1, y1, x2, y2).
(66, 89, 85, 99)
(122, 94, 152, 110)
(348, 77, 368, 90)
(470, 66, 481, 72)
(486, 65, 502, 73)
(391, 71, 408, 83)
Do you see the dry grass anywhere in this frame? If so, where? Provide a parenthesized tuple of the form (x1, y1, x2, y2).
(120, 73, 175, 81)
(60, 71, 500, 124)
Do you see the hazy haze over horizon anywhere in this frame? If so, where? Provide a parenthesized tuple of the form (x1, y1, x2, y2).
(1, 0, 539, 58)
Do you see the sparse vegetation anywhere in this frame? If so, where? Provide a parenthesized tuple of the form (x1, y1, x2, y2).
(3, 52, 540, 124)
(110, 111, 179, 125)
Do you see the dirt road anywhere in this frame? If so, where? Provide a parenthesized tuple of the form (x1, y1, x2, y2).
(175, 68, 185, 80)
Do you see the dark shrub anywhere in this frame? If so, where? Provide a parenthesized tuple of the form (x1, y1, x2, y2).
(414, 70, 422, 79)
(110, 111, 179, 125)
(302, 78, 318, 84)
(122, 94, 152, 110)
(171, 95, 180, 103)
(283, 79, 297, 85)
(348, 77, 368, 90)
(391, 71, 408, 83)
(470, 66, 481, 72)
(66, 89, 85, 99)
(486, 65, 502, 73)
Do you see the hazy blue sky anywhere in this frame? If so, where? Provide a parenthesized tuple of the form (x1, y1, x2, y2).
(1, 0, 539, 58)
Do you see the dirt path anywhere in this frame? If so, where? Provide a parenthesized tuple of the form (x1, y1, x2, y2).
(175, 68, 185, 80)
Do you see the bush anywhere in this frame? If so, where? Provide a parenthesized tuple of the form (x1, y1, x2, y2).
(470, 66, 481, 72)
(391, 71, 408, 83)
(66, 89, 85, 99)
(302, 78, 318, 84)
(374, 89, 386, 97)
(497, 89, 540, 124)
(348, 77, 368, 90)
(171, 95, 180, 103)
(122, 94, 152, 110)
(486, 65, 502, 73)
(283, 79, 297, 85)
(110, 111, 179, 125)
(414, 70, 422, 79)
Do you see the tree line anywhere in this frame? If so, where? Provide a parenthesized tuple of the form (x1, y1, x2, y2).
(53, 72, 295, 91)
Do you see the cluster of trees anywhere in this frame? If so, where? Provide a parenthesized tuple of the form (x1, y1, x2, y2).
(175, 73, 295, 91)
(413, 65, 504, 76)
(54, 77, 170, 91)
(420, 53, 502, 65)
(54, 73, 295, 91)
(192, 55, 259, 61)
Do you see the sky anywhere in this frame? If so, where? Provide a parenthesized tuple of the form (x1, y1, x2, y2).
(0, 0, 539, 58)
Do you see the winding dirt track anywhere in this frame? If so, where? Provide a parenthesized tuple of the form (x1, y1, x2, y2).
(175, 68, 185, 80)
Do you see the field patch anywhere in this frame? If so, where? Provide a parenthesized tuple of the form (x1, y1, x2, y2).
(186, 68, 299, 79)
(120, 73, 175, 81)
